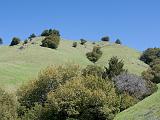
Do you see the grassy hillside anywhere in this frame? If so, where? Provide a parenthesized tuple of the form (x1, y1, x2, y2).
(114, 84, 160, 120)
(0, 37, 148, 91)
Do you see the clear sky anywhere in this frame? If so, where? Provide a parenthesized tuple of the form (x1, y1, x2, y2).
(0, 0, 160, 51)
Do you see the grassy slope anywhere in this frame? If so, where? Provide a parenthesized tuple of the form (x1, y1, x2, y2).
(114, 84, 160, 120)
(0, 37, 148, 91)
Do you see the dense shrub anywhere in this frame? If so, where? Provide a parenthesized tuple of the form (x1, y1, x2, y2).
(41, 35, 60, 49)
(0, 38, 3, 45)
(80, 39, 87, 45)
(28, 33, 36, 40)
(113, 73, 157, 100)
(103, 56, 126, 79)
(17, 65, 80, 109)
(142, 64, 160, 84)
(23, 40, 28, 44)
(46, 75, 120, 120)
(41, 29, 60, 37)
(101, 36, 110, 42)
(115, 39, 122, 44)
(86, 46, 103, 63)
(82, 65, 103, 77)
(72, 42, 77, 48)
(140, 48, 160, 65)
(150, 58, 160, 68)
(10, 37, 21, 46)
(0, 88, 17, 120)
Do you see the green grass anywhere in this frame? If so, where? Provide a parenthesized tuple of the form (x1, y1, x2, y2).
(0, 37, 148, 91)
(114, 84, 160, 120)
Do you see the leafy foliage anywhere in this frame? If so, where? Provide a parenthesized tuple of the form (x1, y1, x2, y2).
(41, 29, 60, 37)
(17, 65, 80, 109)
(72, 42, 77, 48)
(86, 46, 103, 63)
(82, 65, 103, 77)
(23, 40, 28, 44)
(140, 48, 160, 65)
(28, 33, 36, 40)
(10, 37, 21, 46)
(101, 36, 110, 41)
(80, 39, 87, 45)
(0, 38, 3, 45)
(115, 39, 122, 44)
(41, 35, 60, 49)
(103, 56, 126, 79)
(0, 88, 17, 120)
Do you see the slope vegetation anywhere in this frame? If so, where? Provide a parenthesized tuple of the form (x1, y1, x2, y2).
(0, 37, 148, 91)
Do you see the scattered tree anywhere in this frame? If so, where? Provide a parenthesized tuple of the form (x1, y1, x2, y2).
(0, 38, 3, 45)
(41, 34, 60, 49)
(80, 39, 87, 45)
(115, 39, 122, 44)
(101, 36, 110, 42)
(28, 33, 36, 40)
(72, 42, 77, 48)
(41, 29, 60, 37)
(23, 40, 28, 44)
(103, 56, 126, 79)
(86, 46, 103, 63)
(10, 37, 21, 46)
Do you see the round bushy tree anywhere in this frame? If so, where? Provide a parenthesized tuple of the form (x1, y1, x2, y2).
(0, 38, 3, 45)
(103, 56, 126, 79)
(101, 36, 110, 42)
(115, 39, 122, 44)
(10, 37, 21, 46)
(86, 46, 103, 63)
(41, 29, 60, 37)
(80, 39, 87, 45)
(41, 35, 60, 49)
(72, 42, 77, 48)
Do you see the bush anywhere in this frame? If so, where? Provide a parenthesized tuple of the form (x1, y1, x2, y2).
(10, 37, 21, 46)
(0, 38, 3, 45)
(23, 40, 28, 44)
(46, 75, 120, 120)
(80, 39, 87, 45)
(17, 65, 80, 109)
(101, 36, 110, 42)
(82, 65, 103, 77)
(72, 42, 77, 48)
(28, 33, 36, 40)
(115, 39, 122, 44)
(103, 56, 126, 79)
(0, 88, 17, 120)
(140, 48, 160, 65)
(41, 35, 60, 49)
(113, 73, 157, 100)
(86, 46, 102, 63)
(142, 64, 160, 84)
(41, 29, 60, 37)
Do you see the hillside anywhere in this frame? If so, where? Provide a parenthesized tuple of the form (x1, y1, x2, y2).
(114, 84, 160, 120)
(0, 37, 148, 91)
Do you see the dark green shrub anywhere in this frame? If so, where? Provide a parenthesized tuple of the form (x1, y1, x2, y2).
(23, 40, 28, 44)
(72, 42, 77, 48)
(10, 37, 21, 46)
(101, 36, 110, 42)
(80, 39, 87, 45)
(115, 39, 122, 44)
(86, 46, 102, 63)
(0, 88, 17, 120)
(140, 48, 160, 65)
(0, 38, 3, 45)
(82, 65, 103, 77)
(103, 56, 126, 79)
(28, 33, 36, 40)
(17, 65, 80, 109)
(142, 64, 160, 84)
(41, 35, 60, 49)
(41, 29, 60, 36)
(92, 42, 96, 44)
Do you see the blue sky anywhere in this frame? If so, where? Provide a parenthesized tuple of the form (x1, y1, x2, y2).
(0, 0, 160, 51)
